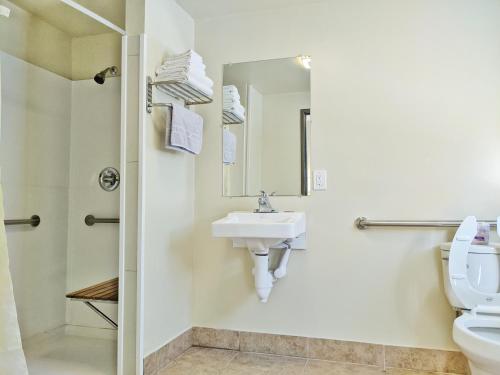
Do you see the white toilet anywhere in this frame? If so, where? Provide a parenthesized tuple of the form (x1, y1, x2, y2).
(441, 216, 500, 375)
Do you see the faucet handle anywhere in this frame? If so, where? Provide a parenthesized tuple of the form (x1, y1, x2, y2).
(259, 190, 268, 197)
(270, 191, 276, 196)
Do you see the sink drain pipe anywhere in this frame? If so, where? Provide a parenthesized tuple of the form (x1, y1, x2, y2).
(249, 241, 292, 303)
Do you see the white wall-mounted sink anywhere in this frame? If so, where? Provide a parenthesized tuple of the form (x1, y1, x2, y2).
(212, 211, 306, 303)
(212, 211, 306, 250)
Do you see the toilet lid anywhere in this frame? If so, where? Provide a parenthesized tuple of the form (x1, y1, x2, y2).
(449, 216, 500, 312)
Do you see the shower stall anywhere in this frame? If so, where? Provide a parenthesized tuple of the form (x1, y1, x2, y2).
(0, 1, 134, 374)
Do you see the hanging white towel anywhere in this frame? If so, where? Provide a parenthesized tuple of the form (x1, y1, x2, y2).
(165, 104, 204, 155)
(223, 128, 237, 164)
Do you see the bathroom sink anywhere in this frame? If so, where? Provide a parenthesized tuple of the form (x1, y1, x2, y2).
(212, 211, 306, 250)
(212, 211, 306, 302)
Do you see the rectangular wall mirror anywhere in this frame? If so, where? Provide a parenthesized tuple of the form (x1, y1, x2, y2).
(222, 56, 311, 197)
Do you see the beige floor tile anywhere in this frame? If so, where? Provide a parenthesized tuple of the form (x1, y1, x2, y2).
(221, 352, 306, 375)
(386, 369, 459, 375)
(304, 360, 384, 375)
(158, 347, 237, 375)
(193, 327, 240, 350)
(308, 338, 384, 366)
(385, 346, 467, 374)
(239, 331, 308, 357)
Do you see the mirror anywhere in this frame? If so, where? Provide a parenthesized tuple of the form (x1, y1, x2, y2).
(222, 57, 311, 197)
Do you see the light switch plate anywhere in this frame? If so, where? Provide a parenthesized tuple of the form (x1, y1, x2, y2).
(313, 170, 327, 190)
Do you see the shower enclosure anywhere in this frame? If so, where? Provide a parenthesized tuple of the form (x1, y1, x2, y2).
(0, 1, 134, 374)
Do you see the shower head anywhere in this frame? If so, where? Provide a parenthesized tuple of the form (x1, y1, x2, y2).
(94, 66, 118, 84)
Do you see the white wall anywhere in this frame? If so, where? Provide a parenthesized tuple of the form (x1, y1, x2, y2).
(141, 0, 195, 356)
(65, 78, 121, 331)
(0, 52, 71, 339)
(72, 33, 122, 81)
(0, 0, 72, 79)
(261, 91, 310, 195)
(193, 0, 500, 350)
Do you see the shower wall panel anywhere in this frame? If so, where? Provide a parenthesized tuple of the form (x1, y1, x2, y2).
(66, 77, 121, 332)
(0, 51, 71, 339)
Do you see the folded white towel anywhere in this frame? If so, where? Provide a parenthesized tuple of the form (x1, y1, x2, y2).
(162, 49, 204, 66)
(223, 102, 245, 113)
(157, 59, 206, 75)
(223, 88, 240, 100)
(223, 85, 238, 92)
(170, 49, 203, 61)
(224, 93, 240, 101)
(156, 72, 214, 97)
(165, 104, 204, 155)
(158, 70, 213, 89)
(223, 98, 244, 106)
(223, 128, 237, 164)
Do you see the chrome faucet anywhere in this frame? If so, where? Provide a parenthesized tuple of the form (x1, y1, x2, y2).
(255, 191, 276, 213)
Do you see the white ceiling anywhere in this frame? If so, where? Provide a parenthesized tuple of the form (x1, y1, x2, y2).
(9, 0, 124, 37)
(176, 0, 326, 20)
(223, 57, 310, 95)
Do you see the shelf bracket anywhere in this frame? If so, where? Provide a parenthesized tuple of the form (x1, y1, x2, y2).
(84, 302, 118, 329)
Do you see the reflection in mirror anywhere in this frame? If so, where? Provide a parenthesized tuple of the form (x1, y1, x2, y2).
(222, 57, 311, 197)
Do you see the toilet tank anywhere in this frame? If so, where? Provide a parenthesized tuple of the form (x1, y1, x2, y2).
(440, 243, 500, 310)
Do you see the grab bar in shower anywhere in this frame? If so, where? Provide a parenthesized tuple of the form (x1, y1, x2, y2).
(84, 215, 119, 226)
(355, 217, 498, 230)
(4, 215, 41, 227)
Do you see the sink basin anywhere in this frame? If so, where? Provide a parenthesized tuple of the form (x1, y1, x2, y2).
(212, 211, 306, 303)
(212, 211, 306, 250)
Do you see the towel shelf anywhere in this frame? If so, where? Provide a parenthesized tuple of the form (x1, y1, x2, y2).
(223, 110, 244, 125)
(147, 76, 212, 113)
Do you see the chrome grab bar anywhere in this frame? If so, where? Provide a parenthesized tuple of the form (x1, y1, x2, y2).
(355, 217, 498, 230)
(85, 215, 119, 226)
(4, 215, 40, 227)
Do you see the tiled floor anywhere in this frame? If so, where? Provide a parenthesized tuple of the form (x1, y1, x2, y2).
(24, 332, 116, 375)
(159, 347, 461, 375)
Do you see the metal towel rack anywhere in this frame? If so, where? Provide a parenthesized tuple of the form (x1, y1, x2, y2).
(4, 215, 40, 227)
(223, 110, 244, 125)
(85, 215, 119, 226)
(355, 217, 498, 230)
(146, 76, 213, 113)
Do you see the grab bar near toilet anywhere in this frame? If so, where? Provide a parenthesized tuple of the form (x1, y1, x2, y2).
(355, 217, 498, 230)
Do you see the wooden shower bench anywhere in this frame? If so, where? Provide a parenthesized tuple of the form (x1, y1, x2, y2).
(66, 277, 118, 329)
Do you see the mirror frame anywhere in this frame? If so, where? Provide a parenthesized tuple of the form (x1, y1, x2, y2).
(300, 108, 311, 196)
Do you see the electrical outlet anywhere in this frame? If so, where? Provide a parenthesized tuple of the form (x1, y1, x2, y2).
(313, 170, 327, 190)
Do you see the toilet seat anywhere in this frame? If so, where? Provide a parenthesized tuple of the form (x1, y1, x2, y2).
(449, 217, 500, 375)
(453, 312, 500, 374)
(448, 216, 500, 311)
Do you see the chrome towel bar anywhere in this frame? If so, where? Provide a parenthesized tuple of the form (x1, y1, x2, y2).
(4, 215, 40, 227)
(355, 217, 498, 230)
(146, 76, 213, 113)
(85, 215, 119, 226)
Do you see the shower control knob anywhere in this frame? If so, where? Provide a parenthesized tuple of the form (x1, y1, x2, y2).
(99, 167, 120, 192)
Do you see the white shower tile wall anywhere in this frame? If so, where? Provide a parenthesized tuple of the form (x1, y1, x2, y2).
(65, 77, 121, 332)
(0, 51, 71, 339)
